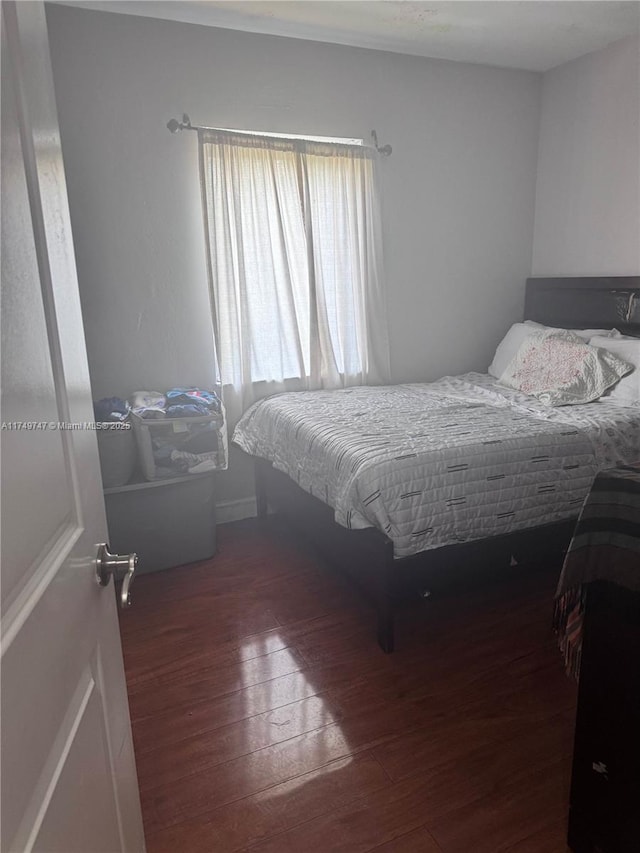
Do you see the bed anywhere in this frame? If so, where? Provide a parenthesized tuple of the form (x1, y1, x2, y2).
(233, 277, 640, 652)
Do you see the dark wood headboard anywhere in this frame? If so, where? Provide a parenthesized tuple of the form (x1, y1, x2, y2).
(525, 276, 640, 337)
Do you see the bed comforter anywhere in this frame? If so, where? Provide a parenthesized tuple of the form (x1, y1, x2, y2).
(233, 373, 640, 558)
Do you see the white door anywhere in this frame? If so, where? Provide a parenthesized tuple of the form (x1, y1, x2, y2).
(0, 2, 145, 851)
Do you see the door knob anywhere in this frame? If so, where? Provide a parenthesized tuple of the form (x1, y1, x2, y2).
(96, 543, 137, 609)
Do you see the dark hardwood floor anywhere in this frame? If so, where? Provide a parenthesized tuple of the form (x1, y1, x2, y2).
(119, 516, 577, 852)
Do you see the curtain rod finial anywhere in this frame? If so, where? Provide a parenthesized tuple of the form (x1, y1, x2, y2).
(167, 114, 193, 133)
(371, 129, 392, 156)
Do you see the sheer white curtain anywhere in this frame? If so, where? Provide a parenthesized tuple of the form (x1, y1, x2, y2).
(198, 129, 390, 422)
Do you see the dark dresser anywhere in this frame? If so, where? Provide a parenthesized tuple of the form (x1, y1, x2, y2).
(555, 464, 640, 853)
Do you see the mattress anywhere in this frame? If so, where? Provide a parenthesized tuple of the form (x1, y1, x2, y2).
(233, 373, 640, 558)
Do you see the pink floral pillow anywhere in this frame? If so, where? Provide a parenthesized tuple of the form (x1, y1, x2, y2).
(499, 330, 632, 406)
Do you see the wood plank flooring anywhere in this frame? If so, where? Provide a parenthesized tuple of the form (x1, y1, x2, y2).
(119, 516, 577, 852)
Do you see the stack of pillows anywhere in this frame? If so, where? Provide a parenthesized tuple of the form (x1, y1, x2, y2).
(488, 321, 640, 407)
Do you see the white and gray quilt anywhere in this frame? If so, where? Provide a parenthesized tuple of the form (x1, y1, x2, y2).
(233, 373, 640, 559)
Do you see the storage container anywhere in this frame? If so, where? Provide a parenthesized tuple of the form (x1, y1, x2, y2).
(103, 472, 217, 573)
(131, 411, 228, 481)
(96, 423, 137, 488)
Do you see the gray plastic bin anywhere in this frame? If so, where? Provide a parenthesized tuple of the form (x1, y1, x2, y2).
(103, 472, 217, 573)
(96, 423, 136, 488)
(131, 412, 228, 480)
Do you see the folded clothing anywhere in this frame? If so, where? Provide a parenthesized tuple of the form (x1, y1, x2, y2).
(129, 387, 223, 420)
(165, 387, 222, 414)
(166, 403, 212, 418)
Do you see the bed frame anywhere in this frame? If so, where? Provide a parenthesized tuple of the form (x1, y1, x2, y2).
(253, 277, 640, 652)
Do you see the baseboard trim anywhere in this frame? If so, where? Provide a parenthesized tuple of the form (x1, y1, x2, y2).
(216, 496, 257, 525)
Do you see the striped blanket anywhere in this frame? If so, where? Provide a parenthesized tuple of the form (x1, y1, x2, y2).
(234, 373, 639, 558)
(554, 462, 640, 678)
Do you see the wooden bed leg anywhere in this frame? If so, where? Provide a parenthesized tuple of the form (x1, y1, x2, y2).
(254, 460, 268, 519)
(376, 547, 395, 653)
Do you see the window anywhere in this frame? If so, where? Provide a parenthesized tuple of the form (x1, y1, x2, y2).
(198, 128, 389, 420)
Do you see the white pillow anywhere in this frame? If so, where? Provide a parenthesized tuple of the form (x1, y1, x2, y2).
(489, 323, 536, 378)
(499, 330, 633, 406)
(609, 331, 639, 340)
(488, 322, 618, 378)
(524, 320, 618, 340)
(590, 335, 640, 405)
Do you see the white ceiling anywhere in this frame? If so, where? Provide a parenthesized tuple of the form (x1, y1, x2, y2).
(56, 1, 640, 72)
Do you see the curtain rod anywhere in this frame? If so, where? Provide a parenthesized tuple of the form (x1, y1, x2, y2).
(166, 114, 392, 156)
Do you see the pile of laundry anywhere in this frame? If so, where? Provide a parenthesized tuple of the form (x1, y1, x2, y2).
(94, 387, 223, 423)
(93, 387, 225, 478)
(128, 387, 223, 421)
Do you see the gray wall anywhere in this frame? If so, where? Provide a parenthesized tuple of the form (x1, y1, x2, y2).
(533, 35, 640, 276)
(46, 4, 542, 514)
